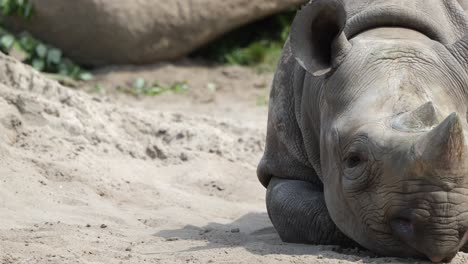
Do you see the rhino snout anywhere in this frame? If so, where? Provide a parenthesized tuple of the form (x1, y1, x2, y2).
(388, 208, 468, 263)
(388, 111, 468, 263)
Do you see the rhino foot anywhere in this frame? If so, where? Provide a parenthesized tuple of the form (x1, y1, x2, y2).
(266, 177, 357, 247)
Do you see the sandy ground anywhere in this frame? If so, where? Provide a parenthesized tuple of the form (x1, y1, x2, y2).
(0, 55, 467, 264)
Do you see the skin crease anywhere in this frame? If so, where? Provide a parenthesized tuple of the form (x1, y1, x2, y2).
(320, 32, 468, 259)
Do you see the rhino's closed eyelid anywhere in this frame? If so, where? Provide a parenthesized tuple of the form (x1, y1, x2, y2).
(341, 134, 370, 151)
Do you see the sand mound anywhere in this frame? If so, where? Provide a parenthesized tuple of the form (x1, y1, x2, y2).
(1, 54, 468, 263)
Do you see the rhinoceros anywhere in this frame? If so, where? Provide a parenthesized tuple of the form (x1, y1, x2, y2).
(258, 0, 468, 262)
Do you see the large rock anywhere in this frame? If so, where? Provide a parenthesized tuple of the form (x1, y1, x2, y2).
(4, 0, 307, 66)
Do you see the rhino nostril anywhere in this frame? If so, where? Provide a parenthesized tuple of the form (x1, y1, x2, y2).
(390, 217, 414, 240)
(428, 251, 458, 263)
(429, 256, 444, 263)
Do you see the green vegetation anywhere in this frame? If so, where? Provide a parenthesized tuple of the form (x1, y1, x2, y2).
(0, 0, 33, 19)
(192, 8, 297, 72)
(116, 78, 189, 96)
(191, 9, 298, 106)
(0, 0, 92, 81)
(0, 31, 93, 80)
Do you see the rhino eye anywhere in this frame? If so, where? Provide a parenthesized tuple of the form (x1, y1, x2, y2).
(345, 154, 363, 168)
(344, 152, 368, 169)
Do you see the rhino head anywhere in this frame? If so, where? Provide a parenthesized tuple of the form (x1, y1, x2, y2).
(291, 0, 468, 261)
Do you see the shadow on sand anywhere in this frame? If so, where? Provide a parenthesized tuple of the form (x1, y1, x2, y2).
(156, 212, 428, 264)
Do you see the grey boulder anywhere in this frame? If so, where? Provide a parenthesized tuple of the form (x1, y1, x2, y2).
(4, 0, 306, 66)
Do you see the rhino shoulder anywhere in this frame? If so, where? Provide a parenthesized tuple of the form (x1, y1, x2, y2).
(257, 40, 322, 188)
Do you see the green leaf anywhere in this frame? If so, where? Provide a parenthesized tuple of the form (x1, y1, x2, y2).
(134, 78, 146, 90)
(57, 61, 69, 74)
(0, 34, 15, 52)
(78, 72, 93, 81)
(93, 84, 104, 93)
(18, 33, 36, 52)
(47, 48, 61, 64)
(144, 86, 165, 96)
(35, 44, 47, 58)
(32, 58, 44, 71)
(21, 1, 33, 19)
(280, 26, 290, 42)
(68, 65, 80, 78)
(207, 82, 217, 92)
(171, 82, 189, 93)
(1, 0, 14, 15)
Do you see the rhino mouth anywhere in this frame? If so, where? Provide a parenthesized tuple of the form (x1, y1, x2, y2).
(344, 5, 451, 44)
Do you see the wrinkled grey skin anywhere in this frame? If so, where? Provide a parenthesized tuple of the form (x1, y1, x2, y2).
(258, 0, 468, 262)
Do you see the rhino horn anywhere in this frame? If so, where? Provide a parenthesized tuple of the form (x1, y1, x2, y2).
(414, 113, 465, 165)
(392, 102, 442, 132)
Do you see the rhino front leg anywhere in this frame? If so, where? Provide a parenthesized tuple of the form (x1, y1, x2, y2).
(266, 177, 356, 247)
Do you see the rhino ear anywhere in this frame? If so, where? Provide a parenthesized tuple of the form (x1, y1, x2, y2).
(291, 0, 351, 76)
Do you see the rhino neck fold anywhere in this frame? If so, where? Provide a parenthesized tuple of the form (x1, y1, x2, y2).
(352, 27, 432, 41)
(343, 0, 468, 45)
